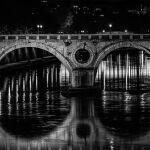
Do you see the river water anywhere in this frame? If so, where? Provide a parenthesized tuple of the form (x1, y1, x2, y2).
(0, 50, 150, 150)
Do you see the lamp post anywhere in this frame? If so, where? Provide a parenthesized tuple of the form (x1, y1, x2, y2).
(109, 23, 112, 34)
(37, 24, 43, 34)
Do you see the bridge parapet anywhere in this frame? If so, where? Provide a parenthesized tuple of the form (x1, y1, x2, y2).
(0, 34, 150, 41)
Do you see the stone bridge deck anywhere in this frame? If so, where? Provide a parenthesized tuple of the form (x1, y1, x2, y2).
(0, 33, 150, 41)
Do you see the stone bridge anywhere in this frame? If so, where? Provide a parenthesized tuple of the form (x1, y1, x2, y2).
(1, 33, 150, 87)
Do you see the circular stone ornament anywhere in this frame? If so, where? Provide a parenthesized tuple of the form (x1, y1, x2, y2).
(75, 49, 90, 64)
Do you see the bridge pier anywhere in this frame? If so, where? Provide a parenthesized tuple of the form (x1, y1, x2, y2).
(71, 68, 94, 88)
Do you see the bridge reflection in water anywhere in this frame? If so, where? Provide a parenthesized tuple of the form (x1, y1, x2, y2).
(1, 92, 150, 149)
(1, 49, 150, 149)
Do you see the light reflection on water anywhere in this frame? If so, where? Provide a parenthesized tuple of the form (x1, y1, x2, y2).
(0, 63, 71, 139)
(1, 51, 150, 149)
(1, 91, 150, 149)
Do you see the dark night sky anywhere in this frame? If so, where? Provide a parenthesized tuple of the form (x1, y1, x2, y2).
(0, 0, 150, 33)
(0, 0, 149, 13)
(0, 0, 146, 17)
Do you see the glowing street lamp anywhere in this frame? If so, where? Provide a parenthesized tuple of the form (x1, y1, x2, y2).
(102, 29, 105, 33)
(37, 24, 43, 34)
(108, 23, 112, 33)
(125, 29, 128, 33)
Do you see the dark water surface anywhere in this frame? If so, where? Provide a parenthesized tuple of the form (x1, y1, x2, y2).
(1, 50, 150, 150)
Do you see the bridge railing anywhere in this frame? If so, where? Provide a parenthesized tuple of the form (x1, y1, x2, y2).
(0, 34, 150, 41)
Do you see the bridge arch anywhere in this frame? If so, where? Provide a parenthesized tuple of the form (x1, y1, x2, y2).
(94, 41, 150, 72)
(0, 42, 72, 73)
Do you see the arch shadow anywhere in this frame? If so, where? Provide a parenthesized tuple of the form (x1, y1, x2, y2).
(0, 42, 72, 73)
(94, 41, 150, 77)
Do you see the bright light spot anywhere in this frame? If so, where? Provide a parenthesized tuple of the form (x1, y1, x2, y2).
(125, 29, 128, 33)
(37, 24, 43, 28)
(109, 23, 112, 28)
(58, 31, 63, 34)
(81, 30, 85, 33)
(102, 29, 105, 33)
